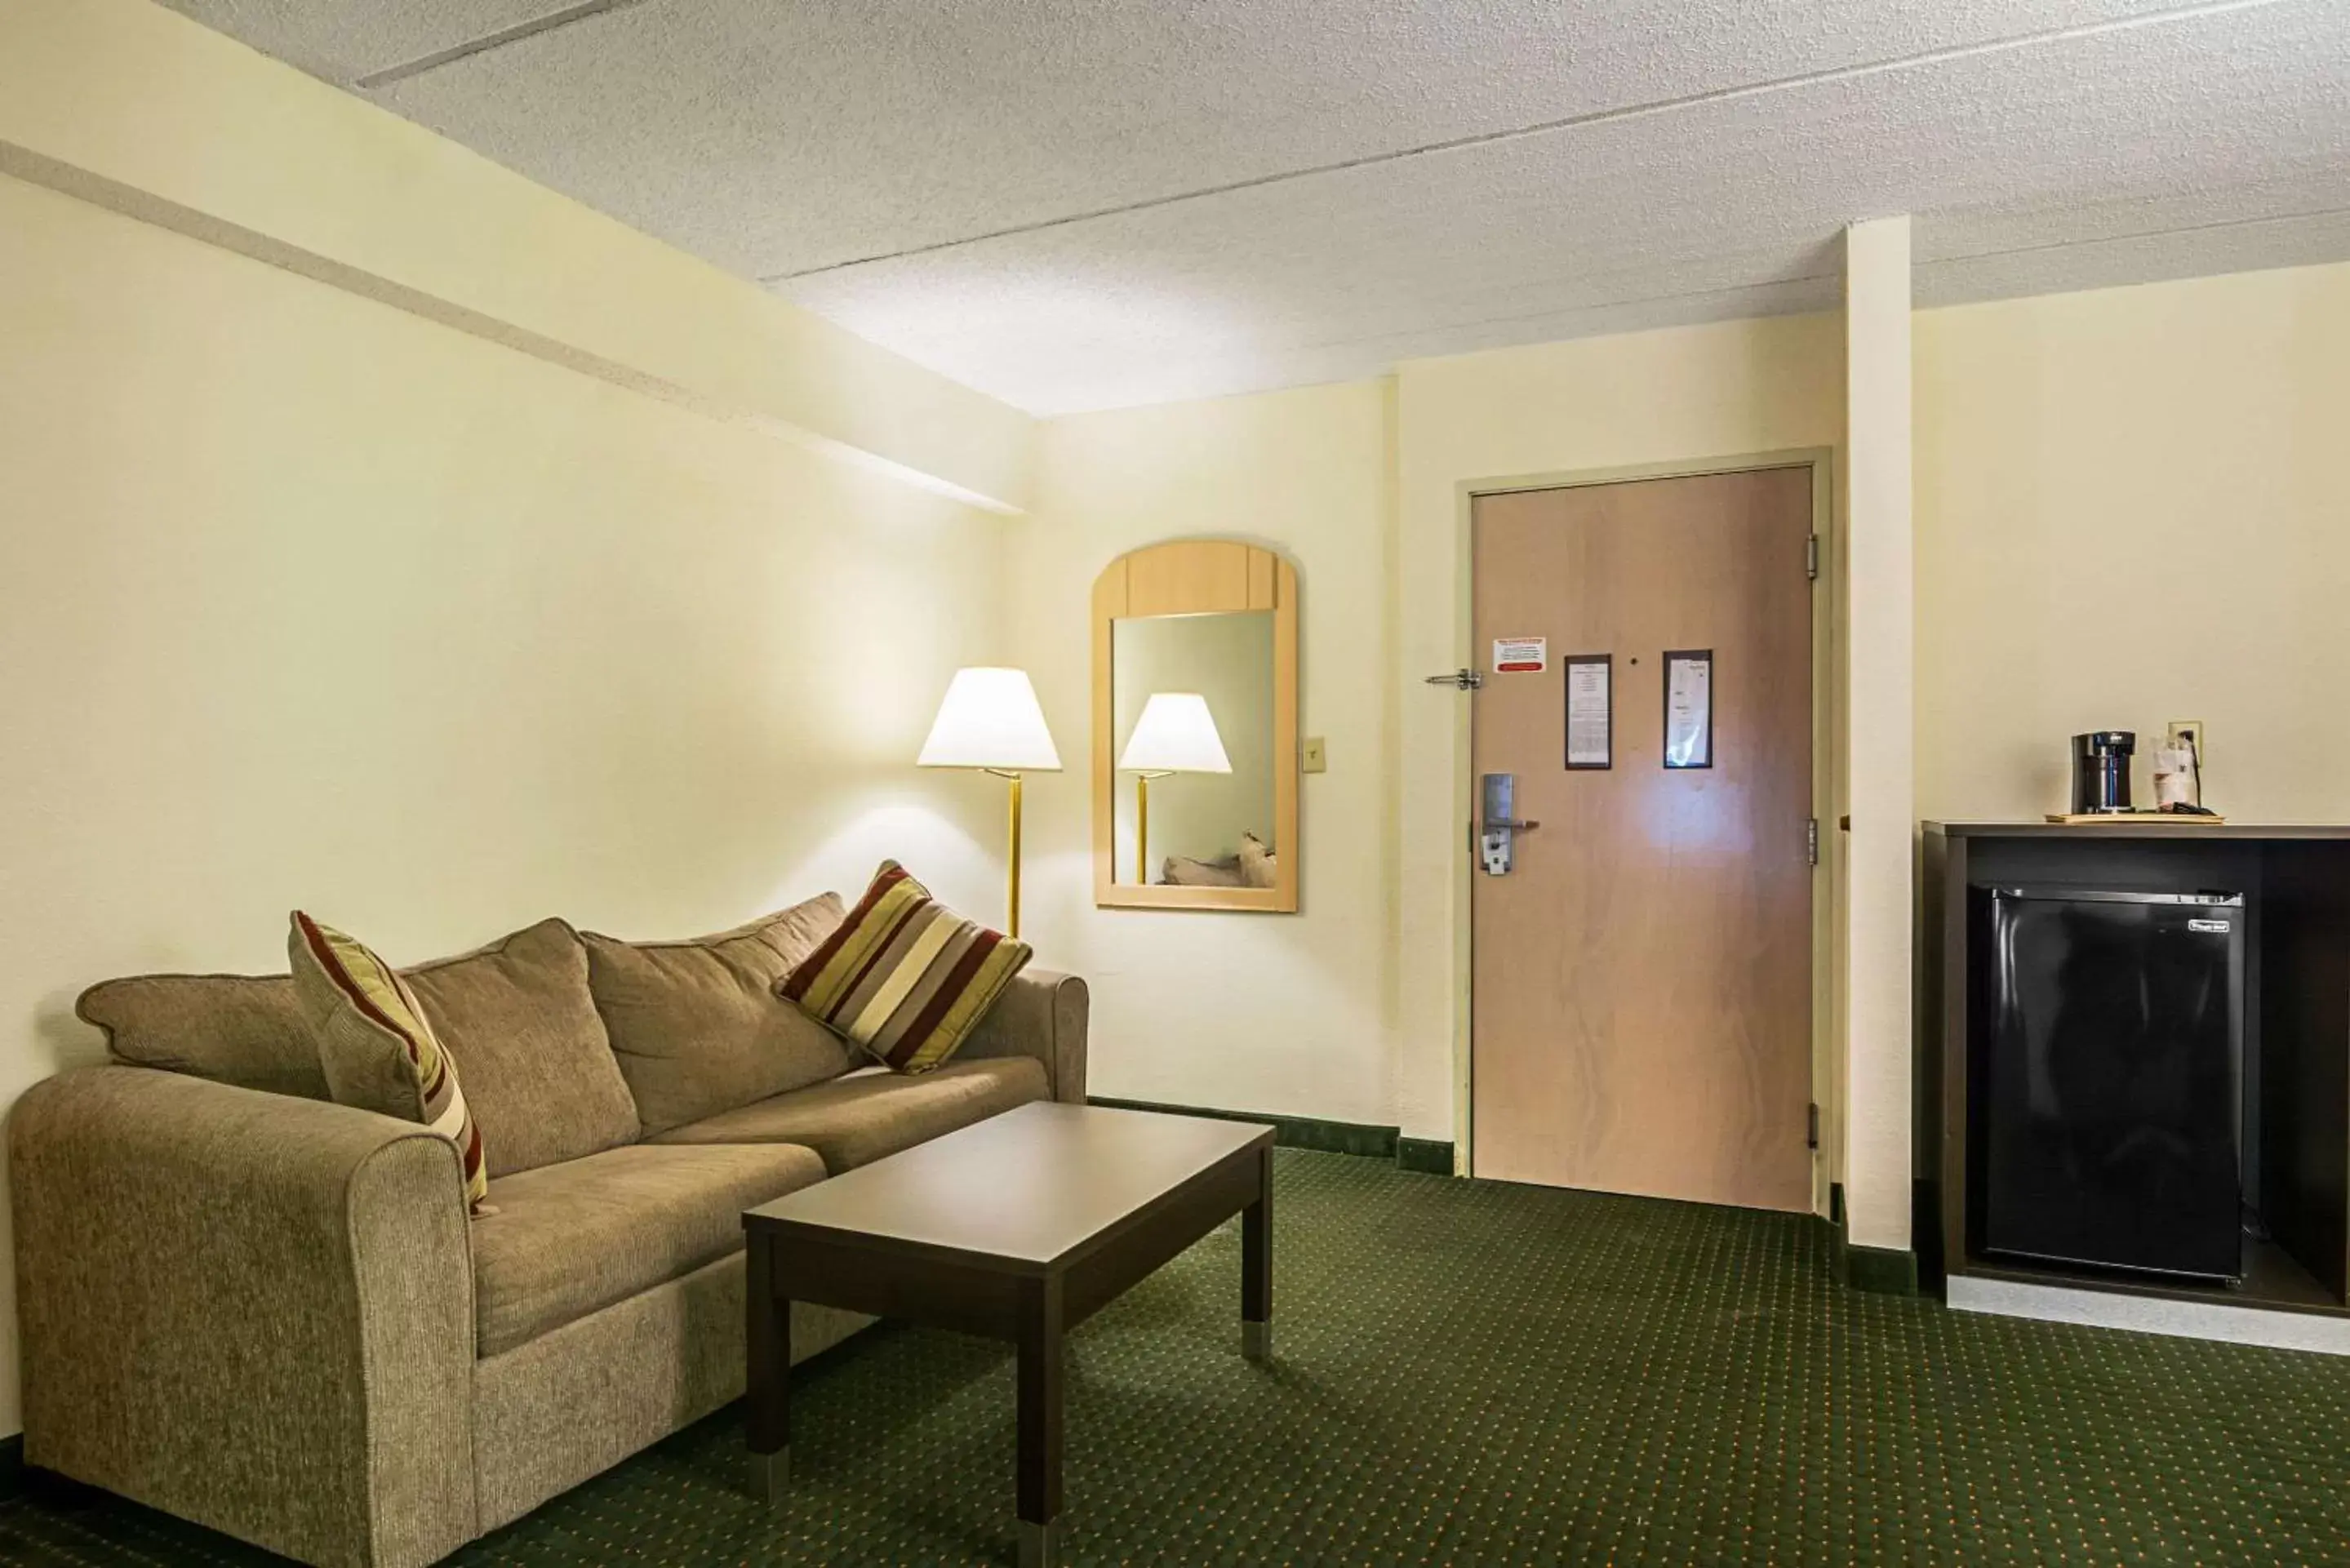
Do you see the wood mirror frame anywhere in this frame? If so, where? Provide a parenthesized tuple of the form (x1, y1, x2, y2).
(1093, 540, 1299, 913)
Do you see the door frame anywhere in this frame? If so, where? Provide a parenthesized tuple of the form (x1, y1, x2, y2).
(1452, 448, 1839, 1216)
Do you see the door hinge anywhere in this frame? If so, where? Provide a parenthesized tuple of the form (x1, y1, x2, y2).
(1807, 1102, 1820, 1150)
(1806, 535, 1820, 581)
(1424, 669, 1483, 691)
(1806, 818, 1819, 866)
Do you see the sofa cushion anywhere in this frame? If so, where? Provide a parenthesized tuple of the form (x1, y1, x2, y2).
(580, 895, 855, 1136)
(470, 1142, 827, 1357)
(780, 862, 1032, 1075)
(76, 972, 326, 1100)
(402, 918, 638, 1179)
(648, 1057, 1047, 1174)
(289, 913, 490, 1212)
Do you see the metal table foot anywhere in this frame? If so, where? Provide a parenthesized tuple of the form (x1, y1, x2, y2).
(749, 1445, 789, 1504)
(1018, 1517, 1062, 1567)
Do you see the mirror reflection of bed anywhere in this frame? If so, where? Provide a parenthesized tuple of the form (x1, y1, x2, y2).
(1112, 611, 1277, 887)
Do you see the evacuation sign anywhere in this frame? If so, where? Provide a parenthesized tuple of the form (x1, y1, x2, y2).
(1492, 637, 1548, 673)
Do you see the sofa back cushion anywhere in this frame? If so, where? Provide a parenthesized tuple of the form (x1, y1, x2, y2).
(76, 972, 327, 1100)
(580, 894, 855, 1135)
(403, 917, 640, 1178)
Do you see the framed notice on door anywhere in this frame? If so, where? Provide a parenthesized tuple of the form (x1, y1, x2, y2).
(1662, 649, 1713, 769)
(1564, 655, 1610, 769)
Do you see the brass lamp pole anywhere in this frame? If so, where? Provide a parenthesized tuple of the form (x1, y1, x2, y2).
(1131, 771, 1173, 882)
(991, 767, 1026, 937)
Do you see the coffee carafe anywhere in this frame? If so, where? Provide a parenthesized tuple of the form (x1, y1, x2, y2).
(2071, 731, 2136, 814)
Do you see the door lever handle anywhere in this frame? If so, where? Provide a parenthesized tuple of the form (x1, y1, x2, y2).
(1480, 773, 1530, 874)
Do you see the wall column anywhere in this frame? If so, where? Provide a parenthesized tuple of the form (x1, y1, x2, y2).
(1842, 216, 1916, 1261)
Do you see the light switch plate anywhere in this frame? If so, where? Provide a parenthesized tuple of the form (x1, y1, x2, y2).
(1301, 736, 1327, 773)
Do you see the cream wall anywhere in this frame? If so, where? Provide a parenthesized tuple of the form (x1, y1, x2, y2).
(1011, 320, 1854, 1146)
(0, 0, 1033, 513)
(1916, 260, 2350, 824)
(0, 0, 1042, 1443)
(0, 168, 1015, 1437)
(1006, 383, 1397, 1124)
(1841, 219, 1917, 1251)
(1392, 316, 1850, 1151)
(1007, 266, 2349, 1246)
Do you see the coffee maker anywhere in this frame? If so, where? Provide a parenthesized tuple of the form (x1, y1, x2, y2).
(2072, 731, 2135, 814)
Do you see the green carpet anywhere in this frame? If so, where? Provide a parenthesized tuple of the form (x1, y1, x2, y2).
(5, 1148, 2348, 1565)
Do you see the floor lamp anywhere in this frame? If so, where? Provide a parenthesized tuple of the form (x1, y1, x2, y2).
(1117, 692, 1231, 884)
(917, 668, 1061, 938)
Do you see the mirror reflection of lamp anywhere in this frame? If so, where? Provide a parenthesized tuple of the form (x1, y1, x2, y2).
(1116, 692, 1231, 884)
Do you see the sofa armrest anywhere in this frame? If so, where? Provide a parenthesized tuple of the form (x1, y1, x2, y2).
(9, 1067, 477, 1568)
(961, 967, 1088, 1103)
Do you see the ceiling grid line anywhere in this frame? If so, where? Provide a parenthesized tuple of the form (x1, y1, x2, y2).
(1920, 199, 2350, 268)
(766, 0, 2291, 281)
(353, 0, 654, 88)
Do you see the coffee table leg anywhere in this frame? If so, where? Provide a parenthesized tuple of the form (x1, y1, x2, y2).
(1016, 1274, 1064, 1567)
(745, 1228, 790, 1502)
(1242, 1144, 1273, 1361)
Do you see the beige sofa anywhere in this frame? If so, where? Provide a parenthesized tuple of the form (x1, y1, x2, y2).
(7, 897, 1087, 1568)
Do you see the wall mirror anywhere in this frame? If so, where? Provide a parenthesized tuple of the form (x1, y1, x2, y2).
(1093, 540, 1299, 912)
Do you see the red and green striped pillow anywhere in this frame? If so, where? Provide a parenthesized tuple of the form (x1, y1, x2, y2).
(779, 862, 1031, 1074)
(290, 912, 491, 1212)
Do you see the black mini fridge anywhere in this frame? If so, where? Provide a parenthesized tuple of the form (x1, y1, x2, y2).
(1973, 886, 2245, 1282)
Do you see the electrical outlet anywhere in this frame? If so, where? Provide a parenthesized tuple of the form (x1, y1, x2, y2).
(2168, 720, 2206, 764)
(1301, 736, 1328, 773)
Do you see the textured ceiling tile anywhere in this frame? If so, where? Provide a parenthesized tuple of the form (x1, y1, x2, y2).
(160, 0, 2350, 413)
(779, 2, 2350, 409)
(363, 0, 2183, 276)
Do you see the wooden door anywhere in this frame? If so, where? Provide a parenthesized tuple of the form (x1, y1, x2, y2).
(1469, 468, 1815, 1212)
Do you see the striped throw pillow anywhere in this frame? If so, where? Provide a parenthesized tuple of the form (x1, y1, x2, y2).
(289, 913, 491, 1212)
(780, 862, 1031, 1075)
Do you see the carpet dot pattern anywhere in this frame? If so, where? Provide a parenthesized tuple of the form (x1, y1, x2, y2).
(5, 1149, 2348, 1565)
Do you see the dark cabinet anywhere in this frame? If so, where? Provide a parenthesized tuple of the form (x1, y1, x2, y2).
(1921, 823, 2350, 1315)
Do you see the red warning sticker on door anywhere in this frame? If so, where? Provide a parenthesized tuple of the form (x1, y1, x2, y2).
(1492, 637, 1547, 673)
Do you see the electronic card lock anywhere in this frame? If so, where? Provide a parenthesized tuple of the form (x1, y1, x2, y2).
(1478, 773, 1539, 875)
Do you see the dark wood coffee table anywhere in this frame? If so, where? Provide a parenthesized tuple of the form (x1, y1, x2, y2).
(740, 1101, 1275, 1567)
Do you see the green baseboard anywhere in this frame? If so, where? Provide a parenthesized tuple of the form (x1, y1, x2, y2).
(1396, 1137, 1456, 1175)
(1087, 1095, 1393, 1158)
(1087, 1097, 1455, 1174)
(1846, 1244, 1921, 1295)
(1826, 1180, 1920, 1295)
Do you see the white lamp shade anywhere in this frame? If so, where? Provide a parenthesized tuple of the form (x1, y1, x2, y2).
(1118, 692, 1232, 774)
(917, 668, 1061, 771)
